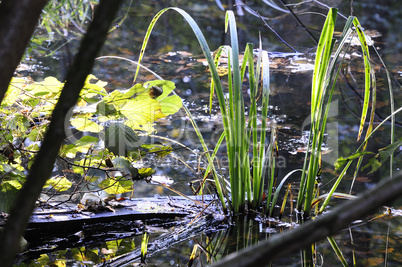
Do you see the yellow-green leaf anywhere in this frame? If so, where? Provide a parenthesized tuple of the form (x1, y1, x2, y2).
(71, 114, 103, 133)
(120, 99, 165, 132)
(44, 176, 72, 192)
(159, 95, 182, 115)
(99, 178, 133, 194)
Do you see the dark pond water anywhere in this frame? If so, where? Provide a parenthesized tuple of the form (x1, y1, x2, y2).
(14, 0, 402, 266)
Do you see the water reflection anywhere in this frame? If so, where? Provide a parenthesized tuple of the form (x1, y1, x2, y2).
(16, 0, 402, 265)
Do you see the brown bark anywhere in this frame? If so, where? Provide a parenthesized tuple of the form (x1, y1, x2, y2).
(0, 1, 123, 265)
(213, 171, 402, 267)
(0, 0, 48, 104)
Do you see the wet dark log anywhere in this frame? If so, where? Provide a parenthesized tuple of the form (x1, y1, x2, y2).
(213, 171, 402, 267)
(0, 1, 123, 265)
(0, 0, 48, 104)
(8, 195, 216, 263)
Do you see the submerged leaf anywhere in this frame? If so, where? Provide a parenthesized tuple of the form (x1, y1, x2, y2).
(362, 139, 402, 174)
(142, 144, 172, 158)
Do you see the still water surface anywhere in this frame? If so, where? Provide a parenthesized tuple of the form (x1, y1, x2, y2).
(16, 0, 401, 265)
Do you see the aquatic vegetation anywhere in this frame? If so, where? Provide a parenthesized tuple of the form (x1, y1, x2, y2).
(1, 1, 400, 265)
(135, 7, 274, 216)
(133, 5, 400, 222)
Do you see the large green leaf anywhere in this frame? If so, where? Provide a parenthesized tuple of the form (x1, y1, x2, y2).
(119, 98, 165, 132)
(159, 95, 182, 116)
(104, 122, 142, 156)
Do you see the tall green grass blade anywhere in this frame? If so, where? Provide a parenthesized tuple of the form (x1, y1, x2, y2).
(209, 47, 225, 113)
(133, 7, 232, 212)
(135, 8, 275, 215)
(265, 127, 276, 213)
(327, 236, 348, 267)
(302, 8, 337, 217)
(225, 10, 246, 213)
(256, 50, 271, 208)
(353, 18, 372, 141)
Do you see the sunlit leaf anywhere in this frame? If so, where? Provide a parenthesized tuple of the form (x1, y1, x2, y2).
(60, 143, 77, 158)
(26, 126, 46, 142)
(72, 159, 85, 175)
(80, 75, 108, 103)
(119, 99, 165, 133)
(138, 167, 155, 177)
(44, 176, 72, 192)
(71, 114, 103, 133)
(2, 78, 24, 106)
(159, 95, 182, 116)
(24, 76, 63, 98)
(99, 178, 133, 194)
(74, 135, 99, 153)
(105, 84, 145, 107)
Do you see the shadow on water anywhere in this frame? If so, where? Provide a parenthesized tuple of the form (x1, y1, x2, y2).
(13, 0, 402, 265)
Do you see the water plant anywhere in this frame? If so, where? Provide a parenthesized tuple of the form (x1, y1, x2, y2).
(134, 7, 272, 216)
(294, 7, 376, 217)
(132, 3, 400, 221)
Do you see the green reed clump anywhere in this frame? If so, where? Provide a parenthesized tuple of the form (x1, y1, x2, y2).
(133, 8, 273, 215)
(296, 8, 375, 217)
(133, 7, 399, 219)
(294, 8, 400, 218)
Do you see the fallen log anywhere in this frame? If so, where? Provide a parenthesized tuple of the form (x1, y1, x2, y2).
(0, 194, 218, 262)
